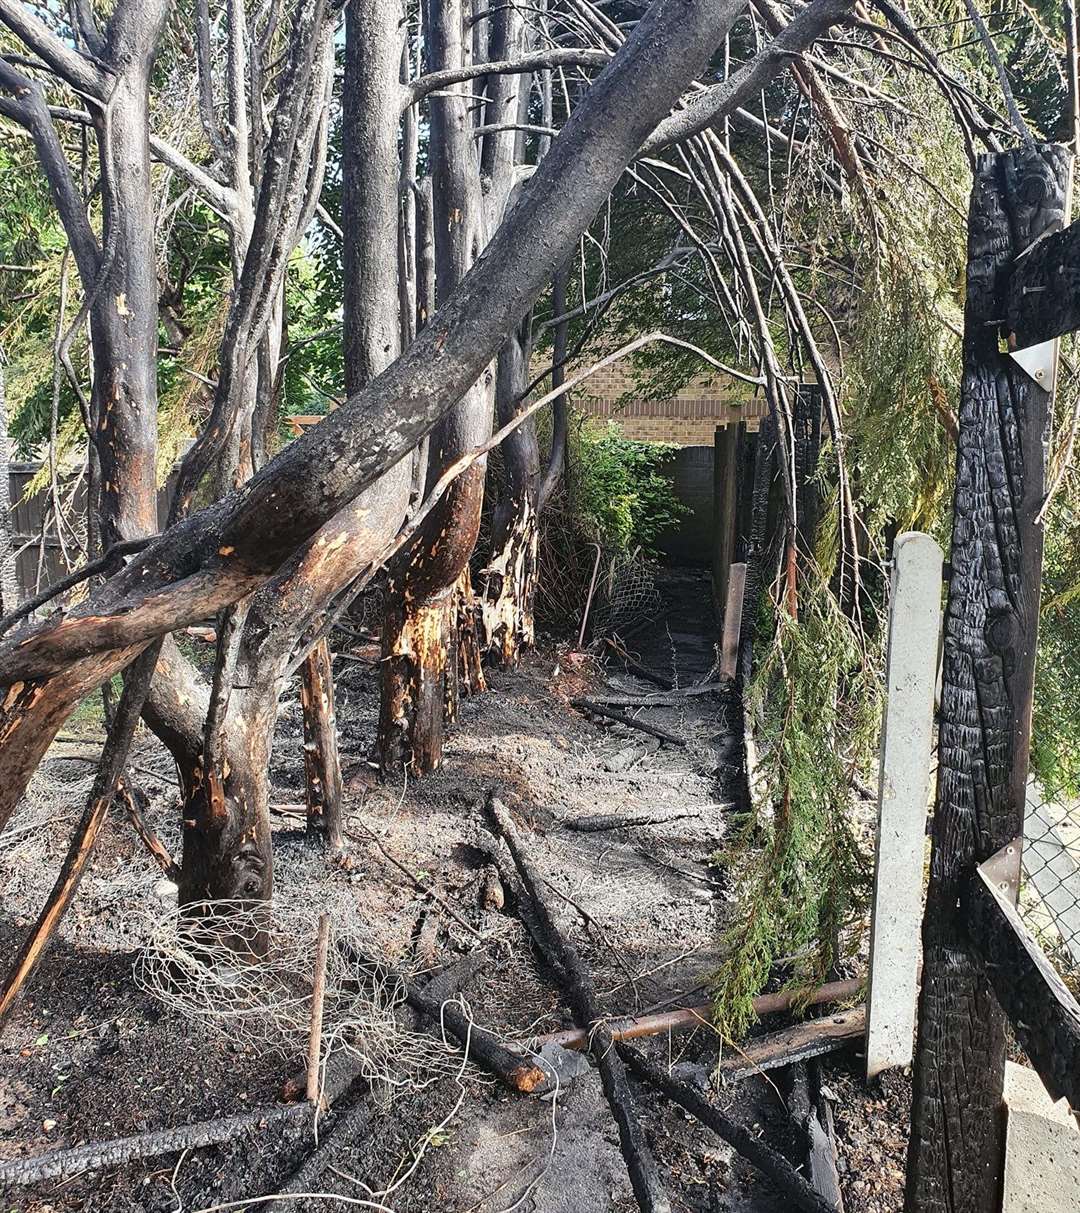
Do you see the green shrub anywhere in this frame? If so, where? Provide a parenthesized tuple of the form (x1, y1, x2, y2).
(572, 420, 688, 554)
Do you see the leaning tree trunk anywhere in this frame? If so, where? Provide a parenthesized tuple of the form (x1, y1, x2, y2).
(0, 0, 808, 821)
(378, 0, 493, 774)
(158, 0, 410, 901)
(905, 143, 1068, 1213)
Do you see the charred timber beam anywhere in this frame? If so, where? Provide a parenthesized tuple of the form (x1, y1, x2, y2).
(1008, 219, 1080, 348)
(964, 844, 1080, 1111)
(715, 1006, 866, 1082)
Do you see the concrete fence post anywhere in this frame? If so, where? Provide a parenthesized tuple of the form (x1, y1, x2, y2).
(865, 530, 944, 1082)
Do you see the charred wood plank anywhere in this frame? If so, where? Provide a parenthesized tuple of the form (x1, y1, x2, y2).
(1007, 218, 1080, 348)
(716, 1007, 866, 1082)
(488, 795, 672, 1213)
(964, 848, 1080, 1111)
(571, 698, 687, 747)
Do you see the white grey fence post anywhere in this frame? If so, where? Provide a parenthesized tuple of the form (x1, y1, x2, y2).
(865, 531, 943, 1082)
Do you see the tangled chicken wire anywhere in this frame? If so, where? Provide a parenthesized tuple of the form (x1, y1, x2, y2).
(134, 898, 462, 1097)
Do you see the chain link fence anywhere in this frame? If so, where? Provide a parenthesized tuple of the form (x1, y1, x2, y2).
(1019, 769, 1080, 986)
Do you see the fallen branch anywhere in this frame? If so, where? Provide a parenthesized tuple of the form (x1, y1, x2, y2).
(564, 811, 702, 833)
(620, 1044, 839, 1213)
(522, 976, 863, 1053)
(337, 943, 546, 1095)
(418, 947, 490, 1008)
(571, 698, 687, 747)
(0, 1103, 313, 1188)
(118, 782, 180, 880)
(591, 683, 725, 707)
(717, 1007, 866, 1082)
(488, 794, 672, 1213)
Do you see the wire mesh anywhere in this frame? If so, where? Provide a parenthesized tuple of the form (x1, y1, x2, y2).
(134, 899, 465, 1098)
(1018, 767, 1080, 986)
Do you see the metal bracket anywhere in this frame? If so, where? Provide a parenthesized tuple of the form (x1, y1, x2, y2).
(1008, 339, 1058, 388)
(978, 836, 1023, 905)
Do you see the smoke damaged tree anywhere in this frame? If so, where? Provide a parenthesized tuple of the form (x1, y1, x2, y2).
(0, 0, 858, 990)
(378, 0, 496, 774)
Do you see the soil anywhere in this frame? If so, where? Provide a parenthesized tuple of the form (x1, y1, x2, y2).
(0, 568, 910, 1212)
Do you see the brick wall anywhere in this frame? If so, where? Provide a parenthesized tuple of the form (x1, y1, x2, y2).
(571, 359, 768, 447)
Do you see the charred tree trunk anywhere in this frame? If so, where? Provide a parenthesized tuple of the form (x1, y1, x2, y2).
(481, 312, 540, 665)
(300, 638, 343, 849)
(161, 0, 410, 901)
(905, 143, 1068, 1213)
(378, 0, 494, 774)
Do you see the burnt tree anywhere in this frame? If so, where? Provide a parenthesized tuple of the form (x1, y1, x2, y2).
(905, 142, 1070, 1213)
(378, 0, 495, 773)
(0, 0, 857, 867)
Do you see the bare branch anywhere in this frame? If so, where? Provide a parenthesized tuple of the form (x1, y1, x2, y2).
(402, 46, 609, 109)
(149, 135, 237, 220)
(0, 0, 109, 100)
(0, 62, 100, 283)
(641, 0, 856, 156)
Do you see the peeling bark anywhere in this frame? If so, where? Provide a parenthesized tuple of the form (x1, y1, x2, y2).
(378, 0, 494, 772)
(300, 638, 343, 849)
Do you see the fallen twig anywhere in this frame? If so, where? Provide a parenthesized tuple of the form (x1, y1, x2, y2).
(488, 794, 672, 1213)
(571, 698, 687, 747)
(307, 914, 331, 1104)
(343, 823, 486, 943)
(0, 1103, 313, 1188)
(564, 811, 702, 833)
(717, 1007, 866, 1082)
(619, 1044, 839, 1213)
(520, 976, 863, 1053)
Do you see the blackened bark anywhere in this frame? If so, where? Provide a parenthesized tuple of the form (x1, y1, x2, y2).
(300, 638, 343, 849)
(379, 0, 494, 772)
(481, 310, 540, 666)
(905, 143, 1069, 1213)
